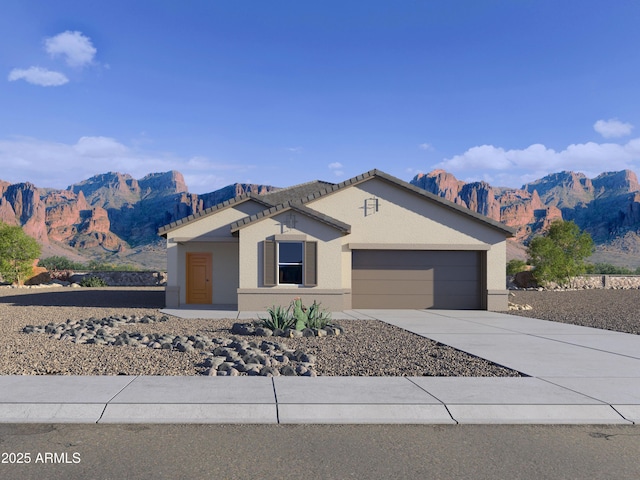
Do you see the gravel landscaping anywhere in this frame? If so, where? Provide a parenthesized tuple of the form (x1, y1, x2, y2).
(507, 289, 640, 335)
(0, 286, 520, 377)
(4, 286, 635, 377)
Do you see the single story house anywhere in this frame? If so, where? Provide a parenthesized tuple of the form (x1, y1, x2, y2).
(158, 169, 515, 311)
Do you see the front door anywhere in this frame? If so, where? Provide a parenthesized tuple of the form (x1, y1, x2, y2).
(186, 253, 212, 304)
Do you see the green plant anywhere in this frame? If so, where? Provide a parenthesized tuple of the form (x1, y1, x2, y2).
(86, 260, 139, 272)
(259, 304, 294, 330)
(259, 298, 333, 331)
(506, 259, 527, 276)
(38, 256, 85, 271)
(79, 276, 108, 287)
(0, 222, 41, 285)
(292, 297, 308, 331)
(305, 300, 332, 329)
(586, 263, 636, 275)
(527, 220, 594, 287)
(290, 297, 333, 330)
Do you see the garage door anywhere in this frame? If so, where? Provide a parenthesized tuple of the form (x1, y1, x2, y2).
(351, 250, 483, 309)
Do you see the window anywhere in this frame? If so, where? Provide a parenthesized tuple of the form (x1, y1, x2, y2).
(264, 239, 317, 287)
(278, 242, 303, 284)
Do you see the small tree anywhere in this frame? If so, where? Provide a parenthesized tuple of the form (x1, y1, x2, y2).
(527, 220, 594, 287)
(0, 222, 41, 285)
(506, 259, 527, 275)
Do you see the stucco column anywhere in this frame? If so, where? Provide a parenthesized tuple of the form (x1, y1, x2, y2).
(165, 240, 180, 307)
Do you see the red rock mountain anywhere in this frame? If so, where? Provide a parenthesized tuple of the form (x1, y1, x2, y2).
(3, 168, 640, 268)
(411, 169, 640, 264)
(0, 171, 276, 269)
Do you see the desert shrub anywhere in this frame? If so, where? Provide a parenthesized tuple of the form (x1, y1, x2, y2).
(259, 298, 333, 331)
(586, 263, 635, 275)
(86, 260, 139, 272)
(38, 256, 85, 271)
(79, 276, 108, 287)
(259, 305, 294, 330)
(506, 259, 527, 275)
(290, 298, 332, 330)
(304, 300, 333, 329)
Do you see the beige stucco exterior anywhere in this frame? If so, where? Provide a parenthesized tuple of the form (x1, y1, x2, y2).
(161, 171, 513, 311)
(235, 211, 349, 310)
(164, 199, 265, 307)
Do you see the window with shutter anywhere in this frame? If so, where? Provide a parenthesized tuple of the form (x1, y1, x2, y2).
(278, 242, 303, 284)
(263, 239, 318, 287)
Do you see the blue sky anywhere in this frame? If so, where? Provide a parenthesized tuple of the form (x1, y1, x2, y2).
(2, 1, 640, 193)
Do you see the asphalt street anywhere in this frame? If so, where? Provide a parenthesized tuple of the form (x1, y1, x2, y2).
(0, 424, 638, 480)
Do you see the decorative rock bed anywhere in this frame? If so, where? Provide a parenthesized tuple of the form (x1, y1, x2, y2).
(230, 322, 344, 338)
(22, 315, 323, 377)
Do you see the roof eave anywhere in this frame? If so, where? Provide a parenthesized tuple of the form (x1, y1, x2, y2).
(157, 193, 274, 237)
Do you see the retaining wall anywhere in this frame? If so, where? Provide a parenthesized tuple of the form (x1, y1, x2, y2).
(69, 271, 167, 287)
(511, 274, 640, 290)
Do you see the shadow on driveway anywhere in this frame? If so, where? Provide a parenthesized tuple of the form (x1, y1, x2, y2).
(0, 288, 165, 309)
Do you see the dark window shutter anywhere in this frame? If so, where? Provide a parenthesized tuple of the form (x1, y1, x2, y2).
(304, 241, 317, 286)
(264, 240, 276, 286)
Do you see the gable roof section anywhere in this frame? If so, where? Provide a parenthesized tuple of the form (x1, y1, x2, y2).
(257, 179, 335, 205)
(158, 193, 272, 237)
(229, 201, 351, 234)
(158, 169, 516, 238)
(297, 169, 516, 237)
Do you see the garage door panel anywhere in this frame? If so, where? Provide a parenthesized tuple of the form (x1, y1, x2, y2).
(434, 280, 479, 296)
(352, 269, 434, 281)
(433, 267, 479, 282)
(352, 250, 482, 310)
(353, 294, 435, 309)
(352, 279, 434, 295)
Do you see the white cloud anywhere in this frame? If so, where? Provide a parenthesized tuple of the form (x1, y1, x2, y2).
(7, 67, 68, 86)
(434, 137, 640, 187)
(44, 31, 97, 68)
(594, 118, 634, 138)
(419, 143, 432, 151)
(328, 162, 343, 176)
(73, 136, 128, 157)
(8, 31, 98, 87)
(0, 135, 255, 193)
(286, 147, 303, 153)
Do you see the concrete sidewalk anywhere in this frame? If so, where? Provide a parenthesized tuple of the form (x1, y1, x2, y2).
(1, 309, 639, 425)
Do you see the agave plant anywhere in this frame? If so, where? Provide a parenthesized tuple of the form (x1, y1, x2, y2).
(259, 304, 294, 330)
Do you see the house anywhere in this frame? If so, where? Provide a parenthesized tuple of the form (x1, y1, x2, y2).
(158, 169, 515, 311)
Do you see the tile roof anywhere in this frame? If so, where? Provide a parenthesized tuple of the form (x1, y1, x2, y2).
(257, 180, 335, 205)
(158, 168, 516, 237)
(157, 193, 272, 236)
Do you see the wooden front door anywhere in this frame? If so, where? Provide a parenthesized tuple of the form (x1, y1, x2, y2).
(186, 253, 212, 304)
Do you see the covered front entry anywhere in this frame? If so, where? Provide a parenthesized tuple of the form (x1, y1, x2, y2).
(186, 252, 212, 304)
(351, 250, 483, 309)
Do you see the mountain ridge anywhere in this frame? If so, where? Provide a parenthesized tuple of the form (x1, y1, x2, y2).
(2, 168, 640, 269)
(411, 168, 640, 266)
(0, 171, 277, 270)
